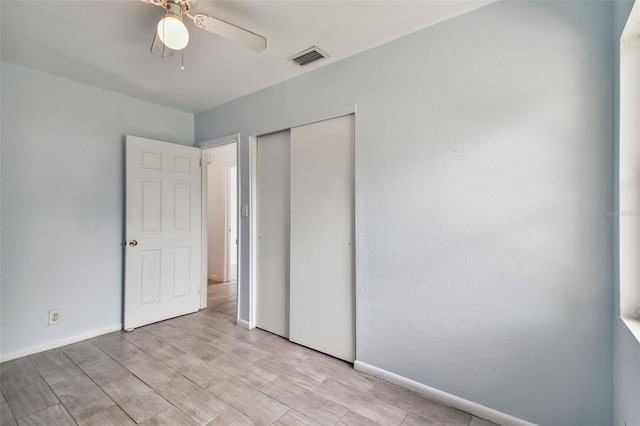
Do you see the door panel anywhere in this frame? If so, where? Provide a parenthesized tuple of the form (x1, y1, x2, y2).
(289, 115, 355, 362)
(255, 131, 291, 338)
(141, 179, 162, 232)
(125, 135, 202, 330)
(174, 183, 191, 230)
(140, 250, 161, 305)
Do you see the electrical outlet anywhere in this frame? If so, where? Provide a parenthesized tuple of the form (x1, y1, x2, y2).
(48, 309, 62, 325)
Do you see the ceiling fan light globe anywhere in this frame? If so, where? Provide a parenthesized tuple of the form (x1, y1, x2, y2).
(157, 14, 189, 50)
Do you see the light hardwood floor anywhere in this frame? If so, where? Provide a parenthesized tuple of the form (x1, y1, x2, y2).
(0, 281, 497, 426)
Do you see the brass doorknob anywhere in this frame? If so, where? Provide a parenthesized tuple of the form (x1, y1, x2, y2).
(129, 240, 138, 247)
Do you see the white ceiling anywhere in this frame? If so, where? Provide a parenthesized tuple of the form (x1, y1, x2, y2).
(0, 0, 492, 113)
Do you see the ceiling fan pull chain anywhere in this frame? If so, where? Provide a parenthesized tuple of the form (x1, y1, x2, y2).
(181, 49, 185, 71)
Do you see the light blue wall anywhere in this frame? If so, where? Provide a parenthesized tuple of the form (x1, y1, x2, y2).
(0, 62, 194, 357)
(612, 1, 640, 425)
(195, 1, 615, 424)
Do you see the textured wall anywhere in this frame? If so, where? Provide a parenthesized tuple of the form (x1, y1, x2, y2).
(195, 2, 615, 424)
(0, 63, 194, 357)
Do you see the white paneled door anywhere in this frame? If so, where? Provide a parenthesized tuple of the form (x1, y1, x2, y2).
(124, 136, 202, 330)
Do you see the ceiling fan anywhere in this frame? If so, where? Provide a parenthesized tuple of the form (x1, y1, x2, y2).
(142, 0, 266, 58)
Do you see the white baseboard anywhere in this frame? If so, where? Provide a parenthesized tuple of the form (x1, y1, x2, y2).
(208, 274, 224, 282)
(354, 361, 535, 426)
(236, 318, 252, 329)
(0, 324, 122, 363)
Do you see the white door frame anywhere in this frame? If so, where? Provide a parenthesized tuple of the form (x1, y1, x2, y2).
(198, 134, 240, 317)
(249, 104, 356, 331)
(249, 135, 258, 329)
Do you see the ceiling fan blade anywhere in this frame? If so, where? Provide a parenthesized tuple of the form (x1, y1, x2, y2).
(190, 14, 266, 52)
(141, 0, 166, 7)
(150, 31, 174, 57)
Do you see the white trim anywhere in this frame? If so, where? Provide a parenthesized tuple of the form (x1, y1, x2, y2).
(621, 316, 640, 343)
(247, 105, 357, 330)
(198, 133, 240, 149)
(353, 361, 535, 426)
(248, 135, 258, 329)
(234, 140, 243, 327)
(236, 318, 252, 329)
(0, 324, 122, 363)
(619, 1, 640, 342)
(252, 104, 357, 139)
(200, 146, 209, 309)
(208, 274, 224, 282)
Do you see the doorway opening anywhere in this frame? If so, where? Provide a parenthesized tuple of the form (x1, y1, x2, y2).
(203, 142, 238, 318)
(619, 0, 640, 338)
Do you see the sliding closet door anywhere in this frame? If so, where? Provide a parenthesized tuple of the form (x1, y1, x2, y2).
(255, 131, 290, 338)
(289, 114, 355, 362)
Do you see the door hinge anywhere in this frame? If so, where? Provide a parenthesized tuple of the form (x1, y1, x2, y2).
(199, 158, 202, 167)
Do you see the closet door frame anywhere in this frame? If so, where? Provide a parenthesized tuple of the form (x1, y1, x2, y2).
(248, 104, 356, 331)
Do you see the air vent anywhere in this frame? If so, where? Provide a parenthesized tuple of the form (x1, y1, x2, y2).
(288, 46, 328, 67)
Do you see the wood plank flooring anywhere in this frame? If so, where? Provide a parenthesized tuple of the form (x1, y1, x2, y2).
(0, 280, 498, 425)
